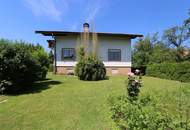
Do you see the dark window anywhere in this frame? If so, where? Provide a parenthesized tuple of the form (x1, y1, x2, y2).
(62, 48, 75, 61)
(108, 49, 121, 61)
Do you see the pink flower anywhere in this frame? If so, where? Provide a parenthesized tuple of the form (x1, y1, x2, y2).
(135, 69, 140, 73)
(128, 72, 134, 77)
(135, 80, 139, 83)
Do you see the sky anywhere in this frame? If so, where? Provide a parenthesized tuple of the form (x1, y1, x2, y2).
(0, 0, 190, 51)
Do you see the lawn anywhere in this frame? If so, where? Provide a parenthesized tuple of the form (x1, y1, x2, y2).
(0, 74, 190, 130)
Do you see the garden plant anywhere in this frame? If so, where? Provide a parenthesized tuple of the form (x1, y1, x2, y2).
(109, 70, 190, 130)
(75, 46, 106, 81)
(0, 39, 49, 94)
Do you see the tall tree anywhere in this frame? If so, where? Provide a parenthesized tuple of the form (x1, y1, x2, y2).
(163, 10, 190, 49)
(132, 33, 177, 67)
(149, 43, 176, 64)
(132, 36, 153, 67)
(162, 10, 190, 62)
(184, 9, 190, 30)
(162, 25, 189, 48)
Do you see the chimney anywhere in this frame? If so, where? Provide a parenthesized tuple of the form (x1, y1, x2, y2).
(83, 23, 89, 32)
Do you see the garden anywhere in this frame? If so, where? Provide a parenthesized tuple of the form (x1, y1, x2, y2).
(0, 74, 190, 130)
(0, 39, 190, 129)
(1, 10, 190, 130)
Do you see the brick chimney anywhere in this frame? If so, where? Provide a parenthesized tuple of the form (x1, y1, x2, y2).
(83, 23, 89, 32)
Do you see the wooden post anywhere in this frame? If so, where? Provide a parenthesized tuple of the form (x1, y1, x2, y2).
(52, 34, 57, 74)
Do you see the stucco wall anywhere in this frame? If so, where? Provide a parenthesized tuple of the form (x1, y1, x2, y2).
(55, 35, 131, 67)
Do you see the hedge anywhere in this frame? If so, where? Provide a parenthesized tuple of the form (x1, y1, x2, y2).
(146, 62, 190, 82)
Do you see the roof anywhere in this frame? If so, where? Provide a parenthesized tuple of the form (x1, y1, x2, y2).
(35, 31, 143, 39)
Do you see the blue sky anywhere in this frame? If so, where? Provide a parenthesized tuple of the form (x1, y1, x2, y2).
(0, 0, 190, 50)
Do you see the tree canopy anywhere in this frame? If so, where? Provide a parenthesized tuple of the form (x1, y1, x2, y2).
(132, 10, 190, 68)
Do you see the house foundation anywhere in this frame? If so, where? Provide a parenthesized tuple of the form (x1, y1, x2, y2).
(56, 66, 131, 76)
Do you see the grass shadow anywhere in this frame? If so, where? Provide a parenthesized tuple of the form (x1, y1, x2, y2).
(105, 76, 110, 80)
(76, 76, 110, 82)
(5, 79, 62, 96)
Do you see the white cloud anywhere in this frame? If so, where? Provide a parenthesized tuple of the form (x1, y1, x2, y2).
(85, 0, 106, 23)
(23, 0, 68, 22)
(69, 0, 107, 31)
(23, 0, 108, 29)
(70, 23, 78, 31)
(86, 5, 101, 23)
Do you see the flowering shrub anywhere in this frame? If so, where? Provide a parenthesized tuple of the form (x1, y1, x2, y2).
(127, 71, 142, 100)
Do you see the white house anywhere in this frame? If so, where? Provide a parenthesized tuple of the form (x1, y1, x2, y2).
(36, 23, 142, 75)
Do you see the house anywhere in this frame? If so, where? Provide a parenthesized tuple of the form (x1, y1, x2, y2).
(36, 23, 143, 75)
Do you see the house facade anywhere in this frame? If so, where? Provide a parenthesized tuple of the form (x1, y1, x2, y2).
(36, 23, 142, 75)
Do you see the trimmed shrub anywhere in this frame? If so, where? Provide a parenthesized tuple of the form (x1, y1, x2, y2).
(146, 62, 190, 82)
(0, 39, 49, 94)
(75, 55, 106, 81)
(75, 46, 106, 81)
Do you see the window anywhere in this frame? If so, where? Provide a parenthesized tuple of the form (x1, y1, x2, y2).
(62, 48, 75, 61)
(108, 49, 121, 61)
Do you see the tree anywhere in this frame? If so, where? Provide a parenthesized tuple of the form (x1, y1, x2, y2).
(132, 33, 178, 67)
(184, 9, 190, 32)
(163, 9, 190, 49)
(149, 43, 176, 64)
(132, 36, 153, 67)
(162, 24, 190, 62)
(162, 26, 190, 48)
(132, 9, 190, 67)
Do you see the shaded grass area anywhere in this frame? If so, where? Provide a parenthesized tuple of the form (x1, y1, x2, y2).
(3, 80, 62, 96)
(0, 74, 190, 130)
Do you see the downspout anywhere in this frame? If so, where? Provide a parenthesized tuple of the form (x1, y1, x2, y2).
(52, 33, 57, 74)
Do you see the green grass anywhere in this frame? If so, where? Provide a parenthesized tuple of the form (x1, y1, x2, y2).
(0, 74, 190, 130)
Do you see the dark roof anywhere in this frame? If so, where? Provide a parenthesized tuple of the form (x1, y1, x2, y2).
(35, 31, 143, 39)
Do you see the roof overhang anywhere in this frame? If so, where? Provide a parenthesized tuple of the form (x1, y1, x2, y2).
(35, 31, 143, 39)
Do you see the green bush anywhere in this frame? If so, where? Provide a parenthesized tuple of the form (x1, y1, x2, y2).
(31, 46, 50, 79)
(49, 64, 54, 72)
(75, 55, 106, 81)
(146, 62, 190, 82)
(75, 46, 106, 81)
(110, 95, 178, 130)
(0, 39, 49, 94)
